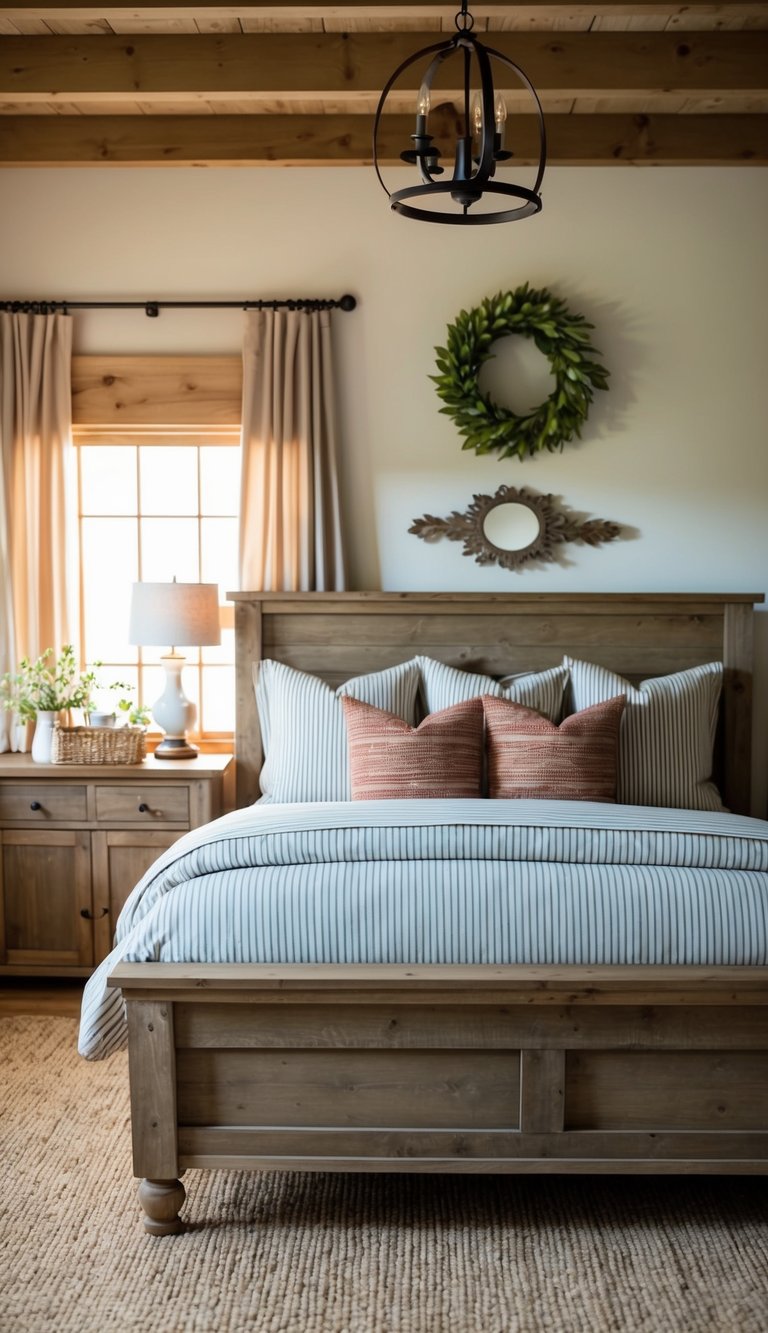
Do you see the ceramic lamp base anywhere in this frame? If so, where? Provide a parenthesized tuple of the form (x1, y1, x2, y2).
(151, 652, 198, 760)
(154, 736, 199, 760)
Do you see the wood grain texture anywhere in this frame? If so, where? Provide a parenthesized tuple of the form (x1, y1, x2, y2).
(94, 784, 189, 824)
(566, 1050, 768, 1129)
(173, 1002, 768, 1050)
(2, 112, 766, 164)
(1, 830, 92, 967)
(234, 599, 262, 810)
(0, 782, 87, 822)
(127, 999, 180, 1179)
(110, 961, 768, 1003)
(3, 32, 765, 97)
(71, 355, 241, 426)
(177, 1047, 522, 1128)
(519, 1049, 566, 1131)
(9, 6, 768, 20)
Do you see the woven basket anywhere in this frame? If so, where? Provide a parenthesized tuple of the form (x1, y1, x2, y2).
(51, 724, 146, 766)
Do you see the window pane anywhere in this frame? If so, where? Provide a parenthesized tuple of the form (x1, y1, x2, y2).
(201, 517, 239, 595)
(202, 626, 234, 666)
(140, 518, 200, 583)
(202, 667, 235, 733)
(81, 518, 138, 663)
(140, 446, 198, 516)
(80, 446, 137, 515)
(200, 446, 240, 516)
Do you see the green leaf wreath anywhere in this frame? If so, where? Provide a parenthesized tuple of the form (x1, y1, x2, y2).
(431, 284, 610, 461)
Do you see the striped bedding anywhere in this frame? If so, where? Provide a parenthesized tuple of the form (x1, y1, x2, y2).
(79, 799, 768, 1060)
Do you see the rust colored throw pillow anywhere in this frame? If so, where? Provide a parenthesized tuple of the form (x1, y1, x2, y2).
(342, 696, 484, 800)
(483, 694, 626, 802)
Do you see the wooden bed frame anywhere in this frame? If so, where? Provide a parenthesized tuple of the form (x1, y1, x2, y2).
(108, 593, 768, 1234)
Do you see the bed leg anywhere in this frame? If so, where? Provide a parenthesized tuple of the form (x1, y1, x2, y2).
(138, 1178, 186, 1236)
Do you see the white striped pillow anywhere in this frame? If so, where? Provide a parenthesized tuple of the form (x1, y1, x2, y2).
(255, 659, 421, 802)
(417, 655, 568, 722)
(564, 657, 724, 811)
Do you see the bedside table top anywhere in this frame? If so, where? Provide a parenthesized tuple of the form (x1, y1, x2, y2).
(0, 752, 234, 780)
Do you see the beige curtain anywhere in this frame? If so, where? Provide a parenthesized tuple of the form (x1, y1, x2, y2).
(239, 308, 346, 591)
(0, 311, 77, 751)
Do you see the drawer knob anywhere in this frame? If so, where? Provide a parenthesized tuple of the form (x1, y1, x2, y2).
(80, 907, 109, 921)
(30, 801, 43, 812)
(138, 802, 162, 816)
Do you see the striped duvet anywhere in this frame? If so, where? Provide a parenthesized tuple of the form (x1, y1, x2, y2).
(79, 799, 768, 1059)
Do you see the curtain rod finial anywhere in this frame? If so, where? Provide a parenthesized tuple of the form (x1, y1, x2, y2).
(339, 294, 357, 312)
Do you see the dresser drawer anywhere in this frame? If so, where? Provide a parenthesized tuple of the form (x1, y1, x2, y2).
(95, 785, 190, 825)
(0, 783, 88, 823)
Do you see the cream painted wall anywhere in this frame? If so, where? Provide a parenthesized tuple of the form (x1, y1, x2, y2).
(1, 166, 766, 810)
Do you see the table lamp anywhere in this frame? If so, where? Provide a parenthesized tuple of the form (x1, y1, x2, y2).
(128, 579, 221, 759)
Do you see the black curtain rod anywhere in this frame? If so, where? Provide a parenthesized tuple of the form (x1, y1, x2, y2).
(0, 295, 357, 318)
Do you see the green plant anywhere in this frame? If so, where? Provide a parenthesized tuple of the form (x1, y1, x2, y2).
(0, 645, 102, 722)
(116, 696, 151, 728)
(431, 284, 610, 461)
(0, 647, 149, 726)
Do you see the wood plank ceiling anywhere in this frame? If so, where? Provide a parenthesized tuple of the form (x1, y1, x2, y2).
(0, 3, 766, 165)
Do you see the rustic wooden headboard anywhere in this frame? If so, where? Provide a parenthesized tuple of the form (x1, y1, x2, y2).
(229, 592, 762, 815)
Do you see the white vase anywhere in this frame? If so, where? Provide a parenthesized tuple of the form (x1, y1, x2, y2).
(31, 710, 59, 763)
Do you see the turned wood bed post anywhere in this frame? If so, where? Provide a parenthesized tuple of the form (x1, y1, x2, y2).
(127, 1000, 186, 1235)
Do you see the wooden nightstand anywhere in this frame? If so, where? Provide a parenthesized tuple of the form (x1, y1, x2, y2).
(0, 753, 233, 977)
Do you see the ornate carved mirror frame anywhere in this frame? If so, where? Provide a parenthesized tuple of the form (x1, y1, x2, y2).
(409, 484, 621, 572)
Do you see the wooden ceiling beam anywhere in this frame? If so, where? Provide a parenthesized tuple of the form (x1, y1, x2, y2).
(0, 111, 764, 164)
(6, 4, 768, 16)
(5, 5, 768, 19)
(2, 31, 767, 100)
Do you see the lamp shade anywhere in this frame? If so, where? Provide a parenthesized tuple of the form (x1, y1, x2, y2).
(129, 581, 221, 648)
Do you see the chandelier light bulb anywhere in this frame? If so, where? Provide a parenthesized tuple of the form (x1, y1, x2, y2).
(471, 92, 483, 137)
(417, 82, 431, 117)
(494, 92, 508, 131)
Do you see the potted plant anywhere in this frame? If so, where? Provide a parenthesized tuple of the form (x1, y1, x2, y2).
(2, 645, 107, 762)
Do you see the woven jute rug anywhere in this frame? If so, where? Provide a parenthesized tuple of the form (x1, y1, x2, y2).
(0, 1017, 766, 1333)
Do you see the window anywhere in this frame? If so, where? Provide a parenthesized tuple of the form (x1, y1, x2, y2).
(75, 431, 240, 742)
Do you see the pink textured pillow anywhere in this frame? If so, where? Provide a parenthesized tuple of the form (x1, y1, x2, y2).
(342, 696, 484, 799)
(483, 694, 626, 802)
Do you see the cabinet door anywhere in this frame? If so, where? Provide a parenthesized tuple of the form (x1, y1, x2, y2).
(0, 829, 93, 968)
(91, 830, 180, 964)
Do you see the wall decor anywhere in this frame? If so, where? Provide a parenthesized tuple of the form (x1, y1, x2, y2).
(432, 285, 610, 460)
(409, 484, 621, 572)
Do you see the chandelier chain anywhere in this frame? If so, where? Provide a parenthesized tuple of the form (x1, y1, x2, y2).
(454, 1, 474, 33)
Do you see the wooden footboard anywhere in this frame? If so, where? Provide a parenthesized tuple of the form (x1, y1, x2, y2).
(108, 963, 768, 1233)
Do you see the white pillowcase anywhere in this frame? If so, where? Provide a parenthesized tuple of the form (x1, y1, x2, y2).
(416, 655, 569, 722)
(255, 659, 421, 802)
(564, 656, 724, 811)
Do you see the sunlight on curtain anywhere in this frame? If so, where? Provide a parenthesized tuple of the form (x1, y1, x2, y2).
(0, 311, 78, 751)
(239, 308, 346, 592)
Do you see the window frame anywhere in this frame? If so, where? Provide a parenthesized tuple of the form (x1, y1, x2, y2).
(73, 423, 240, 752)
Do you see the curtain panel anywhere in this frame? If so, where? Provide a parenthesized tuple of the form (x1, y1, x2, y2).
(0, 311, 77, 751)
(239, 308, 346, 592)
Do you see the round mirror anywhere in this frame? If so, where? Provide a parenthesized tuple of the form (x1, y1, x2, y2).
(483, 501, 541, 552)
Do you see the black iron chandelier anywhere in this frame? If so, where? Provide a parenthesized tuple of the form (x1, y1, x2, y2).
(373, 0, 546, 225)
